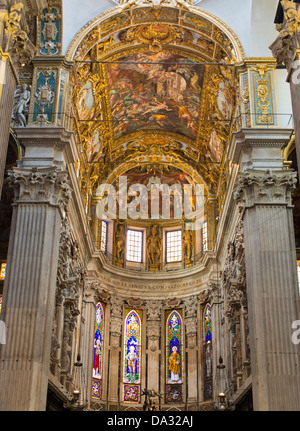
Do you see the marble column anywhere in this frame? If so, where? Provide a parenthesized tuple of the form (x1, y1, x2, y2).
(0, 128, 74, 411)
(232, 129, 300, 411)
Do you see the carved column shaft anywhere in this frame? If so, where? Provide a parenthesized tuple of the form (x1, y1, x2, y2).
(0, 126, 74, 411)
(0, 170, 71, 410)
(233, 130, 300, 410)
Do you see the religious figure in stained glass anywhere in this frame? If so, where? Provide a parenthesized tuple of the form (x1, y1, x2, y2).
(92, 302, 104, 400)
(168, 345, 181, 382)
(203, 303, 212, 400)
(126, 345, 138, 383)
(166, 310, 183, 402)
(123, 309, 142, 403)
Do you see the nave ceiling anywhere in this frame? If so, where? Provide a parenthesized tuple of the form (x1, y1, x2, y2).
(68, 3, 243, 213)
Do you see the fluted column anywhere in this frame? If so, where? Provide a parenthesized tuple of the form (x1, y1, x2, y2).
(232, 129, 300, 411)
(0, 166, 72, 411)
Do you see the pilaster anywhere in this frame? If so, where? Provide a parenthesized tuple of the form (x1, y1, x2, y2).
(0, 126, 75, 411)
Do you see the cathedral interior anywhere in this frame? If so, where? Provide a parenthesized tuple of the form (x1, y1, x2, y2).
(0, 0, 300, 412)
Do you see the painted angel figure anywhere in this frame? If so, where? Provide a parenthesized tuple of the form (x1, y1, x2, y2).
(12, 84, 31, 127)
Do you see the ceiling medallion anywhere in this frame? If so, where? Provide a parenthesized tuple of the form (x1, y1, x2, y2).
(123, 23, 185, 51)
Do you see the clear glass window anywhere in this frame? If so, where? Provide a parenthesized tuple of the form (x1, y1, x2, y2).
(126, 229, 143, 263)
(100, 221, 108, 253)
(166, 230, 182, 263)
(202, 222, 208, 253)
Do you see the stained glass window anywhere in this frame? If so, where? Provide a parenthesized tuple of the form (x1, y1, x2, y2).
(166, 309, 183, 403)
(123, 309, 142, 403)
(203, 303, 212, 400)
(0, 297, 2, 315)
(91, 302, 105, 400)
(126, 229, 143, 263)
(297, 261, 300, 292)
(101, 221, 108, 253)
(202, 222, 208, 253)
(166, 230, 182, 263)
(0, 263, 7, 280)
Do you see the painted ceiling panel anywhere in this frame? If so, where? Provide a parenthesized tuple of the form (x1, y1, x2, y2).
(106, 52, 205, 139)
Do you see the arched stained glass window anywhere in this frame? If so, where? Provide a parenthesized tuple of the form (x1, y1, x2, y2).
(123, 309, 142, 403)
(91, 302, 104, 400)
(203, 303, 212, 400)
(166, 309, 183, 403)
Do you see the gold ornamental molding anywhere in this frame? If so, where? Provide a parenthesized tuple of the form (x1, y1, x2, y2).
(65, 3, 245, 63)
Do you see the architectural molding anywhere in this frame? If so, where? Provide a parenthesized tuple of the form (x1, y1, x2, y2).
(234, 169, 297, 208)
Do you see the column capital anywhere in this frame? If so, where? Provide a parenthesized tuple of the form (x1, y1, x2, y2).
(234, 169, 297, 209)
(9, 166, 72, 214)
(270, 0, 300, 72)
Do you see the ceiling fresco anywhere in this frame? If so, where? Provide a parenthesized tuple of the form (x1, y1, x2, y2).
(107, 52, 205, 140)
(70, 5, 240, 210)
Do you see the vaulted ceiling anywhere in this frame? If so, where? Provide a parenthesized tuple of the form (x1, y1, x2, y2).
(70, 5, 241, 204)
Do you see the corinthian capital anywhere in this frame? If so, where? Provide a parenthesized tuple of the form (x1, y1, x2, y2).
(270, 0, 300, 70)
(234, 169, 297, 208)
(9, 166, 72, 212)
(4, 3, 36, 68)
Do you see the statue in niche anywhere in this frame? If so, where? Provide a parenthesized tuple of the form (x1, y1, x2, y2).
(11, 84, 31, 127)
(146, 225, 162, 270)
(115, 223, 125, 267)
(183, 229, 193, 267)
